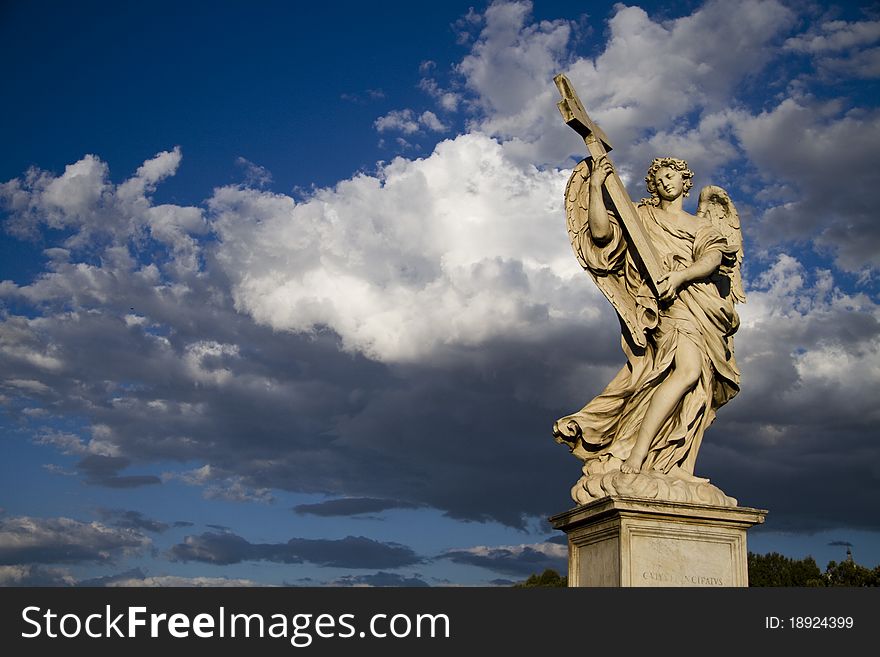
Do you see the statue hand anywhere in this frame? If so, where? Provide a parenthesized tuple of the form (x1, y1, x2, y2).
(589, 155, 613, 189)
(657, 271, 686, 302)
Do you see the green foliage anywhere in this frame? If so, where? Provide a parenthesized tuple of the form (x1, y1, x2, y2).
(749, 552, 880, 587)
(513, 569, 568, 588)
(748, 552, 823, 587)
(823, 560, 880, 587)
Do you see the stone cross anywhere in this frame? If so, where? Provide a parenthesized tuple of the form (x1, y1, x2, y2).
(554, 73, 663, 293)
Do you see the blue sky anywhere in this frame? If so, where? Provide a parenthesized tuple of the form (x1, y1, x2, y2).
(1, 0, 878, 586)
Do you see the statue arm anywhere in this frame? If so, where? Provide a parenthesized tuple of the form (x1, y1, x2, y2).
(657, 250, 722, 303)
(680, 249, 723, 283)
(587, 156, 614, 245)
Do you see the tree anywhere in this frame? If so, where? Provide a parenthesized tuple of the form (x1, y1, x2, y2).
(822, 559, 880, 587)
(513, 569, 568, 588)
(748, 552, 824, 587)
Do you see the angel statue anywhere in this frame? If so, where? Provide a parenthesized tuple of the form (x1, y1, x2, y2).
(551, 75, 745, 507)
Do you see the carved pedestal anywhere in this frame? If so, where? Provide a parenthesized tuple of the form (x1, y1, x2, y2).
(550, 496, 767, 587)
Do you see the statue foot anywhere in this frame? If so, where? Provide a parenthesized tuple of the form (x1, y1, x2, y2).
(620, 446, 648, 474)
(667, 465, 709, 484)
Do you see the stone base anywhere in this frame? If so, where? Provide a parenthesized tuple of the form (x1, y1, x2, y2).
(549, 496, 767, 587)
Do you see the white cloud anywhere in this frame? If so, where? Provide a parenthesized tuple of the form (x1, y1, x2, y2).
(440, 540, 567, 575)
(374, 109, 421, 134)
(734, 100, 880, 271)
(419, 111, 448, 132)
(0, 516, 151, 564)
(235, 156, 274, 188)
(0, 564, 76, 586)
(733, 253, 880, 434)
(449, 540, 566, 559)
(183, 341, 240, 386)
(166, 465, 275, 503)
(375, 109, 450, 135)
(419, 76, 462, 112)
(212, 132, 588, 363)
(0, 148, 205, 269)
(784, 19, 880, 53)
(106, 574, 267, 587)
(34, 430, 89, 455)
(456, 0, 794, 170)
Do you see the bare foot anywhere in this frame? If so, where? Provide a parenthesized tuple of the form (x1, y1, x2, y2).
(667, 465, 709, 484)
(620, 445, 648, 474)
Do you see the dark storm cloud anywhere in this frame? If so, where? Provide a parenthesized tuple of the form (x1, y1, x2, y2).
(3, 242, 878, 534)
(77, 455, 161, 488)
(169, 532, 422, 569)
(97, 509, 170, 533)
(293, 497, 423, 517)
(439, 543, 567, 577)
(0, 256, 595, 528)
(735, 103, 880, 272)
(0, 516, 150, 565)
(687, 260, 880, 531)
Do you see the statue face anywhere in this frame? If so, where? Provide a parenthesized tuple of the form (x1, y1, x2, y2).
(653, 166, 685, 201)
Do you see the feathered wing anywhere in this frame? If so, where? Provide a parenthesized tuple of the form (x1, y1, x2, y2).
(696, 185, 745, 303)
(565, 159, 647, 348)
(565, 159, 593, 270)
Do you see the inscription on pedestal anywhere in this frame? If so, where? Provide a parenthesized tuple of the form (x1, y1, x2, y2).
(628, 530, 736, 587)
(551, 497, 767, 587)
(641, 571, 724, 586)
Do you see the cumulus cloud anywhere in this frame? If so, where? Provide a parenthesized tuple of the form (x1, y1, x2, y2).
(374, 109, 449, 134)
(0, 147, 206, 271)
(733, 100, 880, 271)
(235, 157, 273, 188)
(694, 254, 880, 527)
(169, 532, 422, 569)
(83, 568, 266, 587)
(96, 509, 172, 533)
(374, 109, 422, 134)
(0, 516, 150, 565)
(76, 454, 161, 488)
(166, 465, 274, 504)
(107, 574, 267, 587)
(419, 76, 462, 112)
(419, 110, 448, 132)
(212, 133, 582, 363)
(0, 565, 76, 586)
(331, 571, 429, 587)
(439, 541, 566, 576)
(456, 0, 794, 171)
(784, 18, 880, 72)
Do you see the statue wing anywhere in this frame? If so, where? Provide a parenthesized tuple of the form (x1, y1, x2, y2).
(565, 159, 594, 271)
(696, 185, 746, 303)
(565, 159, 647, 349)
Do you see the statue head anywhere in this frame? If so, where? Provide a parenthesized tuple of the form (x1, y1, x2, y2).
(644, 157, 694, 206)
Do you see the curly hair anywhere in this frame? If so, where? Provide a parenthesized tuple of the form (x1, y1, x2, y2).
(643, 157, 694, 206)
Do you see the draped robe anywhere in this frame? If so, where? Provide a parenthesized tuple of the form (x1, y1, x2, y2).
(555, 203, 741, 476)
